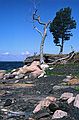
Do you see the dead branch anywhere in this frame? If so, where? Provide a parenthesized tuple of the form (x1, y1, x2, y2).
(33, 26, 43, 37)
(33, 9, 46, 25)
(48, 51, 75, 65)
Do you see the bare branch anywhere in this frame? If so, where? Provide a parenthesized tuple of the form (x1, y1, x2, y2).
(33, 10, 46, 25)
(46, 21, 51, 27)
(56, 44, 62, 47)
(33, 26, 43, 37)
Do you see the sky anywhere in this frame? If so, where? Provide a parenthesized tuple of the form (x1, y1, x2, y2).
(0, 0, 79, 61)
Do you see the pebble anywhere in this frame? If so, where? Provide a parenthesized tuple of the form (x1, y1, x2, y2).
(24, 76, 28, 79)
(15, 74, 24, 79)
(14, 80, 19, 83)
(49, 67, 53, 70)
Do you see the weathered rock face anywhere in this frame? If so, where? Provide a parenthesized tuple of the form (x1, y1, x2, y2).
(16, 61, 41, 75)
(0, 61, 48, 80)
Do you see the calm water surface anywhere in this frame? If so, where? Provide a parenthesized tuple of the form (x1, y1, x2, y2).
(0, 61, 24, 70)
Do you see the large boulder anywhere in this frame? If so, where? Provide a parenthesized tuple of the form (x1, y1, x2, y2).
(12, 61, 43, 78)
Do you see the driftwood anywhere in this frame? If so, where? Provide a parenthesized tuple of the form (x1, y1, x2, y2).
(48, 51, 75, 65)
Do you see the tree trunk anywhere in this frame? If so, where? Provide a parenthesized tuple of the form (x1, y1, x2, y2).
(59, 38, 64, 54)
(40, 32, 47, 64)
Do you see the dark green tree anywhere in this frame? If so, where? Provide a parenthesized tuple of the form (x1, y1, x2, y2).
(49, 7, 76, 54)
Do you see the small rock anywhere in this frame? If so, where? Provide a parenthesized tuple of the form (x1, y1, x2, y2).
(4, 73, 15, 79)
(67, 97, 75, 104)
(33, 103, 42, 113)
(66, 75, 72, 79)
(49, 67, 53, 70)
(36, 91, 41, 94)
(74, 94, 79, 108)
(53, 85, 70, 91)
(28, 118, 35, 120)
(3, 99, 12, 107)
(24, 76, 28, 79)
(63, 78, 70, 82)
(12, 71, 18, 75)
(46, 96, 56, 102)
(63, 75, 73, 82)
(1, 108, 8, 112)
(14, 80, 19, 83)
(40, 63, 49, 71)
(11, 68, 18, 73)
(0, 90, 6, 96)
(60, 92, 73, 100)
(44, 75, 47, 77)
(15, 74, 24, 79)
(52, 110, 67, 119)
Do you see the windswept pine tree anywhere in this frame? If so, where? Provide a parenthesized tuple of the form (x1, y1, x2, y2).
(49, 7, 76, 54)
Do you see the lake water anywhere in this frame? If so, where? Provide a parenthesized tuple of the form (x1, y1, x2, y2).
(0, 61, 24, 70)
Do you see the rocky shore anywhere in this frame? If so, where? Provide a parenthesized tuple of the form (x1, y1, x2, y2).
(0, 61, 79, 120)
